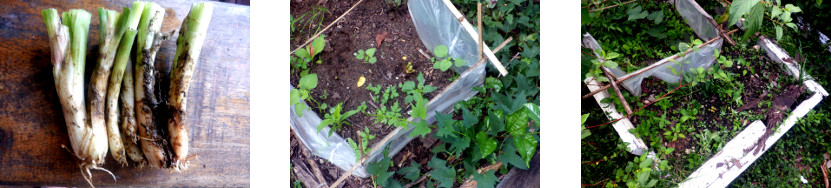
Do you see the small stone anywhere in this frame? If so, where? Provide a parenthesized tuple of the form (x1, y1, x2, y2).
(685, 149, 692, 154)
(374, 124, 382, 129)
(753, 45, 760, 50)
(332, 92, 341, 99)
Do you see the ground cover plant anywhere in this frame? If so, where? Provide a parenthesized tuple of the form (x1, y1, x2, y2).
(581, 0, 831, 187)
(290, 0, 540, 187)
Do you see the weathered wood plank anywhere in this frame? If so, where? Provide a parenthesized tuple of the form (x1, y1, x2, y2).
(0, 0, 249, 186)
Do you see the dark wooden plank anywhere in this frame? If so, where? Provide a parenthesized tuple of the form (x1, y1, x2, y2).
(0, 0, 249, 186)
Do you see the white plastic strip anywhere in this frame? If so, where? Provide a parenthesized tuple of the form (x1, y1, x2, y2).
(583, 77, 648, 155)
(681, 93, 823, 187)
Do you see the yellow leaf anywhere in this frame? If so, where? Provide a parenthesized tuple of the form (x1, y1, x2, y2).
(357, 76, 366, 87)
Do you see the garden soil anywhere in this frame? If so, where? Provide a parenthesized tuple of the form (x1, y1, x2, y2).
(290, 0, 456, 187)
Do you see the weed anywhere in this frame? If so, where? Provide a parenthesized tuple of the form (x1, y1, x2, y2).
(354, 48, 378, 64)
(317, 102, 366, 136)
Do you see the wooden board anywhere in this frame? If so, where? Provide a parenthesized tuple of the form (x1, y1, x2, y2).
(0, 0, 249, 186)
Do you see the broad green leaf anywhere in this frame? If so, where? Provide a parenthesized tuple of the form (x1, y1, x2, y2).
(472, 170, 499, 188)
(411, 95, 428, 119)
(290, 89, 300, 105)
(742, 3, 765, 41)
(514, 134, 538, 167)
(786, 22, 797, 30)
(434, 45, 449, 58)
(295, 48, 310, 59)
(356, 49, 365, 59)
(461, 108, 479, 128)
(428, 156, 456, 188)
(295, 105, 306, 117)
(603, 60, 618, 69)
(436, 59, 452, 71)
(299, 74, 318, 90)
(449, 136, 471, 156)
(401, 81, 416, 91)
(454, 58, 466, 67)
(627, 6, 648, 21)
(498, 140, 529, 169)
(311, 35, 326, 56)
(775, 26, 783, 41)
(605, 51, 620, 59)
(507, 110, 529, 136)
(435, 112, 457, 138)
(785, 4, 801, 12)
(678, 42, 690, 52)
(409, 120, 431, 138)
(366, 154, 394, 185)
(525, 103, 540, 125)
(423, 85, 437, 93)
(485, 77, 503, 92)
(366, 48, 376, 57)
(771, 7, 782, 18)
(486, 111, 506, 134)
(476, 132, 498, 157)
(728, 0, 761, 27)
(369, 57, 377, 64)
(636, 169, 652, 185)
(647, 10, 664, 24)
(397, 163, 422, 181)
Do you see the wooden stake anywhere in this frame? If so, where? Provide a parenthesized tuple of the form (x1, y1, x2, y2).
(602, 67, 633, 115)
(478, 2, 483, 61)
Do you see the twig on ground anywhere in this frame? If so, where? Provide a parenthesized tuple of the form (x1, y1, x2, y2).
(290, 0, 366, 55)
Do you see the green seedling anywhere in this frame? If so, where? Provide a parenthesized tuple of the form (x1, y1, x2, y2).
(317, 102, 365, 136)
(291, 74, 318, 117)
(431, 45, 465, 71)
(292, 35, 326, 72)
(354, 48, 377, 63)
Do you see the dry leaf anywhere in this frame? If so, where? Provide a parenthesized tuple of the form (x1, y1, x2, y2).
(376, 31, 389, 47)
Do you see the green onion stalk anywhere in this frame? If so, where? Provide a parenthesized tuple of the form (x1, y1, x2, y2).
(134, 2, 170, 168)
(42, 8, 114, 186)
(169, 2, 213, 171)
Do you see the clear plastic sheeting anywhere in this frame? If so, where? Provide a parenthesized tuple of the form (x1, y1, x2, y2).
(409, 0, 487, 73)
(584, 0, 724, 96)
(291, 0, 489, 179)
(290, 85, 368, 178)
(362, 62, 486, 167)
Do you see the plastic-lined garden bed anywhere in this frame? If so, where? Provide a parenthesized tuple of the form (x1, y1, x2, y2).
(289, 0, 501, 183)
(582, 0, 827, 186)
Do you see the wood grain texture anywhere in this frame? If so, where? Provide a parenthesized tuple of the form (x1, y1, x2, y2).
(0, 0, 249, 186)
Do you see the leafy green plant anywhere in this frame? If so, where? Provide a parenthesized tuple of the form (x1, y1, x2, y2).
(431, 45, 466, 71)
(727, 0, 802, 41)
(400, 72, 437, 104)
(292, 35, 326, 73)
(354, 47, 378, 64)
(612, 155, 664, 187)
(317, 102, 365, 136)
(291, 74, 318, 117)
(347, 127, 375, 162)
(583, 48, 620, 82)
(366, 147, 402, 187)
